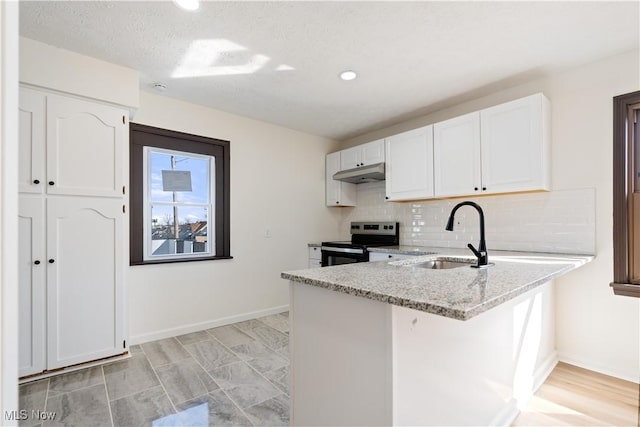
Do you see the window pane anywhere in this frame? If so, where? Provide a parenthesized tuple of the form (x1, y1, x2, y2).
(150, 205, 210, 256)
(149, 150, 210, 204)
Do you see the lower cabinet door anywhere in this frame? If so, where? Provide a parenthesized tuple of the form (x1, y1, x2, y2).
(46, 197, 124, 369)
(18, 197, 46, 377)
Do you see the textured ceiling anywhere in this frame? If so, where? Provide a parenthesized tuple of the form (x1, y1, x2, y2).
(19, 1, 639, 140)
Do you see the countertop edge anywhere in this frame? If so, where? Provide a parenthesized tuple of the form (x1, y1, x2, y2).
(282, 253, 592, 321)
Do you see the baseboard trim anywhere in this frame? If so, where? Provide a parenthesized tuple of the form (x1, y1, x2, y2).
(129, 305, 289, 345)
(558, 352, 640, 383)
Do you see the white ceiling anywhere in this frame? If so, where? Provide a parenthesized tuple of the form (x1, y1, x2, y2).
(19, 1, 639, 141)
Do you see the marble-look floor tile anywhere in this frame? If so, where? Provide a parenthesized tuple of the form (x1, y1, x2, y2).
(230, 341, 288, 374)
(103, 353, 160, 401)
(275, 347, 290, 361)
(244, 394, 290, 427)
(263, 366, 290, 395)
(19, 379, 48, 427)
(258, 314, 289, 333)
(176, 330, 211, 346)
(247, 324, 289, 351)
(184, 339, 239, 371)
(48, 366, 103, 397)
(44, 383, 111, 427)
(209, 362, 281, 409)
(156, 358, 219, 405)
(207, 325, 254, 348)
(129, 344, 144, 354)
(176, 390, 252, 426)
(110, 385, 176, 427)
(141, 337, 191, 367)
(231, 319, 263, 334)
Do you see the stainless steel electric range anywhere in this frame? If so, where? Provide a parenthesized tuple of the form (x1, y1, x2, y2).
(321, 221, 399, 267)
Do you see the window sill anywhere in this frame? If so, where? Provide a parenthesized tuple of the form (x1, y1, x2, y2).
(610, 282, 640, 298)
(131, 255, 233, 266)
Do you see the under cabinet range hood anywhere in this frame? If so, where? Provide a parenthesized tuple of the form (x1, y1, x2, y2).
(332, 162, 386, 183)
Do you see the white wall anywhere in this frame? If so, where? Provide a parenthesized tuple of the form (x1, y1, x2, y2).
(1, 1, 19, 422)
(19, 37, 139, 110)
(341, 50, 640, 382)
(18, 38, 343, 344)
(129, 91, 342, 342)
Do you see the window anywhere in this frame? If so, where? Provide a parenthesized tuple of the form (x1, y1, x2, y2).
(130, 124, 231, 265)
(612, 91, 640, 297)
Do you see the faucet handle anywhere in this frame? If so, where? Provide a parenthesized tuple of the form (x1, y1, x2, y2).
(467, 243, 481, 258)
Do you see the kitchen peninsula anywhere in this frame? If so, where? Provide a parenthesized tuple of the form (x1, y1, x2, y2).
(281, 248, 592, 426)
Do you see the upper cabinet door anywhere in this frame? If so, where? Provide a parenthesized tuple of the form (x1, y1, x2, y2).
(19, 89, 46, 194)
(433, 112, 482, 198)
(339, 139, 385, 170)
(385, 126, 434, 201)
(480, 94, 550, 194)
(46, 95, 127, 198)
(326, 152, 356, 207)
(340, 146, 361, 170)
(360, 139, 385, 166)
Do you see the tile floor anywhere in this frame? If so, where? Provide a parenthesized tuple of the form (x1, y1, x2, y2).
(18, 313, 290, 427)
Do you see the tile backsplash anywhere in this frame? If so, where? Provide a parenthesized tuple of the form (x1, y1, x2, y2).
(340, 182, 595, 255)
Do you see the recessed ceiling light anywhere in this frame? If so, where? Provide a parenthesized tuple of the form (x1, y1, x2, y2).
(339, 70, 357, 81)
(173, 0, 200, 11)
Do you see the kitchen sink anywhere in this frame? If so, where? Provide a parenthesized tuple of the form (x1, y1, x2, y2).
(410, 259, 474, 270)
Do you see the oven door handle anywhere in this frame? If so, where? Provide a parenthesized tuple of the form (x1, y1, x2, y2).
(321, 246, 365, 254)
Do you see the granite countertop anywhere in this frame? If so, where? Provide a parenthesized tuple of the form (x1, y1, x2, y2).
(282, 248, 593, 321)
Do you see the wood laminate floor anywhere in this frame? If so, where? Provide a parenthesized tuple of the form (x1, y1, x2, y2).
(513, 362, 639, 427)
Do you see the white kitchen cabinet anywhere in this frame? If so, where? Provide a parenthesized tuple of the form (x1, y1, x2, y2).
(433, 93, 550, 198)
(369, 252, 416, 262)
(46, 94, 127, 198)
(326, 151, 356, 206)
(18, 197, 46, 377)
(340, 139, 385, 170)
(18, 86, 128, 376)
(385, 126, 434, 201)
(433, 112, 482, 198)
(19, 89, 127, 199)
(308, 246, 322, 268)
(46, 198, 125, 369)
(19, 88, 46, 194)
(480, 93, 550, 194)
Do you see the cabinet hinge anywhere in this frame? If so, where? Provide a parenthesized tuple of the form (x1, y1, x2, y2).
(123, 340, 126, 349)
(122, 115, 126, 125)
(122, 205, 126, 214)
(122, 185, 126, 195)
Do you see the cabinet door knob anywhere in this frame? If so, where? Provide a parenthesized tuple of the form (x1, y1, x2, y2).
(482, 187, 487, 191)
(33, 179, 40, 184)
(336, 201, 340, 204)
(385, 196, 389, 200)
(34, 260, 40, 265)
(388, 254, 392, 258)
(48, 181, 55, 186)
(48, 259, 55, 264)
(474, 187, 478, 191)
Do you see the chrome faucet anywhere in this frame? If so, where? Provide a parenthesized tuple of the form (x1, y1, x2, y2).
(445, 201, 492, 268)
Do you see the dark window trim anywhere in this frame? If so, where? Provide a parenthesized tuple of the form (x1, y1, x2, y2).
(129, 123, 231, 265)
(611, 91, 640, 297)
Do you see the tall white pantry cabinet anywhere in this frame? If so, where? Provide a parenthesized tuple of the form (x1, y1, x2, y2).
(18, 87, 128, 377)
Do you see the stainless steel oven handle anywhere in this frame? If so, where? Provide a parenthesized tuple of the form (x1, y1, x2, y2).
(321, 246, 365, 254)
